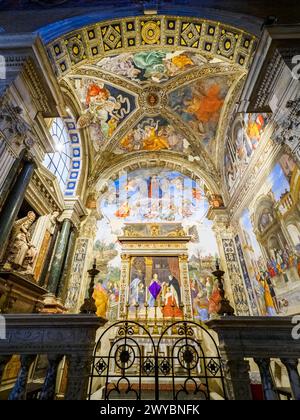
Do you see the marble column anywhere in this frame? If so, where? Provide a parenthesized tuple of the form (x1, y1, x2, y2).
(65, 354, 92, 400)
(222, 358, 253, 400)
(0, 148, 25, 211)
(39, 223, 60, 287)
(47, 219, 72, 296)
(281, 359, 300, 400)
(39, 355, 64, 400)
(57, 229, 77, 301)
(8, 355, 36, 400)
(254, 358, 279, 400)
(0, 158, 35, 259)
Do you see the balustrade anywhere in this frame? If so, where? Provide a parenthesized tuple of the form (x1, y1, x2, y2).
(207, 317, 300, 400)
(0, 314, 105, 400)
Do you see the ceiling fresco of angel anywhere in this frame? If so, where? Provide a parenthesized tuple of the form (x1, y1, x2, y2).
(116, 116, 192, 154)
(168, 75, 231, 154)
(71, 77, 136, 150)
(95, 50, 221, 85)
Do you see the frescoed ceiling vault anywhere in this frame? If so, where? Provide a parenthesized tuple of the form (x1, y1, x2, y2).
(47, 16, 256, 189)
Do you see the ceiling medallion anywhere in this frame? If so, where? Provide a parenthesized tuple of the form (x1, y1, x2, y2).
(146, 92, 159, 107)
(139, 86, 167, 114)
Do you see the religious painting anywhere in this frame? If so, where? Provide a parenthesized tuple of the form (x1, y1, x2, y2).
(93, 218, 122, 321)
(168, 76, 230, 153)
(96, 50, 211, 84)
(224, 113, 269, 194)
(100, 168, 206, 224)
(188, 219, 220, 322)
(239, 154, 300, 316)
(70, 77, 135, 150)
(116, 117, 192, 154)
(128, 256, 182, 319)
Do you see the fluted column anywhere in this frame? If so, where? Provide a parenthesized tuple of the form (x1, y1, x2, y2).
(281, 359, 300, 400)
(254, 358, 279, 400)
(47, 219, 72, 296)
(0, 158, 36, 259)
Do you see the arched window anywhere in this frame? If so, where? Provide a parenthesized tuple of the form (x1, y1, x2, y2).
(43, 118, 72, 192)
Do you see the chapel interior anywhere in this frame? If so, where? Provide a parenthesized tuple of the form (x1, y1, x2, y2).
(0, 0, 300, 401)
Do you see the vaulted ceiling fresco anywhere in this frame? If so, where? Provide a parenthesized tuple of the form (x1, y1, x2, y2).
(47, 16, 257, 184)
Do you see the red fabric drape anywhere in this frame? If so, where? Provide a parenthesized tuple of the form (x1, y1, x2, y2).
(168, 257, 180, 281)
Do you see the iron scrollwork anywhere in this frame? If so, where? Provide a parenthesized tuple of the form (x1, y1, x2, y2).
(88, 320, 226, 401)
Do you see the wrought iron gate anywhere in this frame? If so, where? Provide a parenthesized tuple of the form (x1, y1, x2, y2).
(88, 320, 226, 400)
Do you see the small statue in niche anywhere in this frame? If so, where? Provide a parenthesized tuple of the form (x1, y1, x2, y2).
(3, 211, 37, 274)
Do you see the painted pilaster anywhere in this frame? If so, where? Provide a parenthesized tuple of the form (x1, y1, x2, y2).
(119, 254, 131, 319)
(209, 208, 251, 316)
(179, 254, 193, 320)
(65, 210, 97, 313)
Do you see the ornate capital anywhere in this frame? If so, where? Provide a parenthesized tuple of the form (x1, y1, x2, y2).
(0, 96, 31, 157)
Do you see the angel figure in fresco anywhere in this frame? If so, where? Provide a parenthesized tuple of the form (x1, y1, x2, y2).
(115, 201, 130, 218)
(97, 54, 141, 81)
(244, 114, 265, 149)
(186, 84, 224, 124)
(142, 123, 170, 151)
(133, 51, 168, 83)
(77, 82, 122, 141)
(164, 51, 195, 77)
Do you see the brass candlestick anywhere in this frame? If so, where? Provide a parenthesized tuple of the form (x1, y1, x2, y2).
(212, 261, 235, 316)
(171, 302, 177, 334)
(180, 303, 185, 320)
(134, 303, 140, 333)
(144, 302, 149, 333)
(80, 260, 99, 314)
(153, 300, 159, 334)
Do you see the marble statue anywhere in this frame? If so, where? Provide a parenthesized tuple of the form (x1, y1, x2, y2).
(4, 211, 37, 274)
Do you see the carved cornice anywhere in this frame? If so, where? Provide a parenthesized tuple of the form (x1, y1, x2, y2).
(26, 166, 65, 215)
